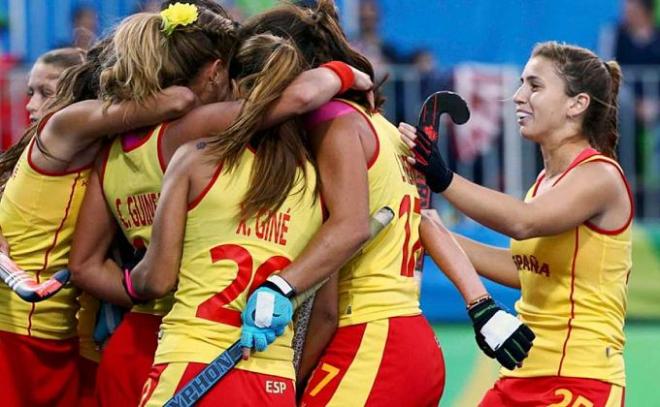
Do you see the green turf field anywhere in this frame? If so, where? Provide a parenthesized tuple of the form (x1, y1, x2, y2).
(433, 323, 660, 406)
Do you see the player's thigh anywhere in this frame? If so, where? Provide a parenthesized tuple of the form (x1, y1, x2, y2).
(302, 316, 444, 407)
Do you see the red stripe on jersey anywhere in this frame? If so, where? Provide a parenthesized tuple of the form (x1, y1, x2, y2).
(188, 163, 223, 211)
(27, 136, 92, 176)
(156, 122, 169, 172)
(531, 171, 545, 198)
(27, 172, 84, 336)
(557, 227, 579, 375)
(551, 147, 600, 187)
(582, 158, 634, 235)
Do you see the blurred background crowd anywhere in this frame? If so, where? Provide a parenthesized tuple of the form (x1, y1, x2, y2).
(0, 1, 657, 405)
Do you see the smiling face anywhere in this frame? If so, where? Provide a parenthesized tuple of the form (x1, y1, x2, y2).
(26, 62, 63, 122)
(513, 56, 580, 142)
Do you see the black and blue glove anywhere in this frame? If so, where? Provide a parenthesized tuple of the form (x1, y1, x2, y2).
(468, 297, 535, 370)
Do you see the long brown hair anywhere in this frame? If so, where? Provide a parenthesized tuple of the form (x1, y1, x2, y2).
(0, 38, 112, 193)
(532, 41, 622, 159)
(208, 33, 317, 218)
(239, 0, 383, 111)
(100, 5, 237, 104)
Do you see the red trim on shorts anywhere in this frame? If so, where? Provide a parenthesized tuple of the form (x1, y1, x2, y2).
(333, 100, 380, 169)
(156, 122, 169, 172)
(581, 158, 634, 235)
(187, 163, 223, 211)
(557, 228, 579, 375)
(27, 171, 84, 335)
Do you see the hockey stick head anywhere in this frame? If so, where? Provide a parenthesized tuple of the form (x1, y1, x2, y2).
(0, 252, 71, 302)
(417, 91, 470, 142)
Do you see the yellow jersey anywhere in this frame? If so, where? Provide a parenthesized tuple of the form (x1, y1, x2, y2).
(154, 148, 323, 380)
(0, 136, 90, 339)
(101, 124, 172, 315)
(506, 148, 632, 386)
(334, 100, 423, 328)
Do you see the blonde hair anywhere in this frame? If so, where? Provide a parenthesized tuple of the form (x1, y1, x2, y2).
(100, 7, 237, 104)
(532, 42, 622, 159)
(208, 34, 318, 218)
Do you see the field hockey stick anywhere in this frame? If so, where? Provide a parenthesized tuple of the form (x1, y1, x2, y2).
(415, 91, 470, 271)
(0, 252, 71, 302)
(416, 91, 470, 207)
(165, 206, 396, 407)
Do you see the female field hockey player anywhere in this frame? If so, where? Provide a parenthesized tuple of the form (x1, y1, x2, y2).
(22, 46, 101, 406)
(0, 36, 194, 406)
(402, 41, 631, 406)
(68, 3, 372, 405)
(25, 48, 85, 124)
(237, 2, 446, 404)
(130, 32, 326, 406)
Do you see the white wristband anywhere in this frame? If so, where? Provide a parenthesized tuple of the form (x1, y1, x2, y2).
(266, 275, 295, 298)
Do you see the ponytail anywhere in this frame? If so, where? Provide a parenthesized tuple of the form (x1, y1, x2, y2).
(208, 34, 317, 218)
(600, 61, 622, 159)
(100, 7, 237, 105)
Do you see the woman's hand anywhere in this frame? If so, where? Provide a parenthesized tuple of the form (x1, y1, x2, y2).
(349, 66, 373, 92)
(398, 122, 453, 193)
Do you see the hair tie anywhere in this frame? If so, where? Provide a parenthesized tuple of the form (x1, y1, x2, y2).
(161, 2, 199, 37)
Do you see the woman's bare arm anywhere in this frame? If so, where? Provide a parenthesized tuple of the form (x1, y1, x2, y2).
(69, 166, 132, 307)
(129, 144, 195, 299)
(420, 210, 491, 301)
(160, 66, 373, 165)
(297, 273, 339, 390)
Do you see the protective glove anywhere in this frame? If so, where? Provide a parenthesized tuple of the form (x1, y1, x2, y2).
(468, 297, 535, 370)
(240, 275, 295, 352)
(93, 301, 126, 347)
(410, 126, 453, 193)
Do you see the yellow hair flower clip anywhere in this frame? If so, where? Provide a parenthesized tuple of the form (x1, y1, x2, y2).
(161, 2, 199, 36)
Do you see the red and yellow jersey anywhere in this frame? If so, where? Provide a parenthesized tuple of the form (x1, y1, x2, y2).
(101, 124, 172, 316)
(505, 148, 632, 386)
(154, 148, 323, 380)
(334, 100, 423, 328)
(0, 137, 90, 339)
(78, 291, 101, 362)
